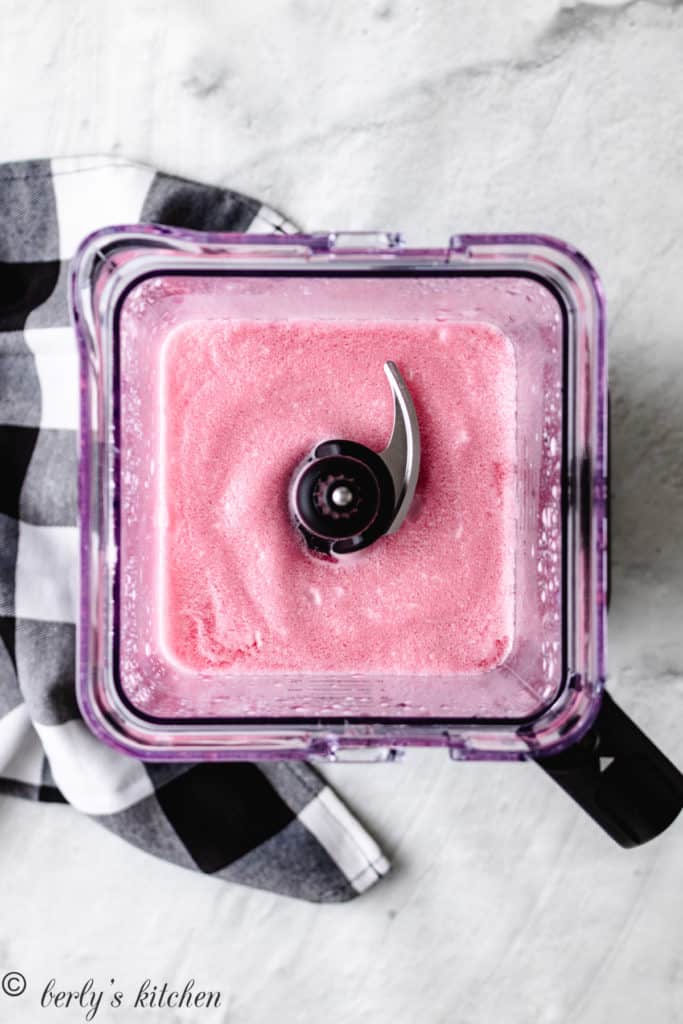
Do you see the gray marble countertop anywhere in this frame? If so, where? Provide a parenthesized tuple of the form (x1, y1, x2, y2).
(1, 1, 682, 1022)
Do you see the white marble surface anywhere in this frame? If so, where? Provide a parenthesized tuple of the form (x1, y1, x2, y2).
(1, 1, 683, 1022)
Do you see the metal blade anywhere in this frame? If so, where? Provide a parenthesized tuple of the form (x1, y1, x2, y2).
(380, 361, 421, 534)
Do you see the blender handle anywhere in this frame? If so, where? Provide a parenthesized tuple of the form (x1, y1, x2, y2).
(537, 691, 683, 847)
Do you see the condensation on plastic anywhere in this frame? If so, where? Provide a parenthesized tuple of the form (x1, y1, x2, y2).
(72, 228, 607, 762)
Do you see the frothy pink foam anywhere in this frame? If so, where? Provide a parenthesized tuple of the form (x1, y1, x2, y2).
(159, 319, 516, 675)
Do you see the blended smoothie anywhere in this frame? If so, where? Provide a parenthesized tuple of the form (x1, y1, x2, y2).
(158, 319, 517, 676)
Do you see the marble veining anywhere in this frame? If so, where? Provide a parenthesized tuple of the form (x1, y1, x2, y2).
(0, 1, 682, 1022)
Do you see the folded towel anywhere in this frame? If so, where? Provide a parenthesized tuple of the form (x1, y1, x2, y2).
(0, 156, 390, 902)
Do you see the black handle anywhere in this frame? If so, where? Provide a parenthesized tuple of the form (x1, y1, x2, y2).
(537, 692, 683, 847)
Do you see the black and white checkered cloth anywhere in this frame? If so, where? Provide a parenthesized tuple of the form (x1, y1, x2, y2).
(0, 156, 389, 902)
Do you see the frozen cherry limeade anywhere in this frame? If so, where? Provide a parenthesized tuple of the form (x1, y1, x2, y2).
(76, 230, 609, 761)
(157, 318, 517, 678)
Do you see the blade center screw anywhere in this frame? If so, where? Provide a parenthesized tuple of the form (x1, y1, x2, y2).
(330, 485, 354, 508)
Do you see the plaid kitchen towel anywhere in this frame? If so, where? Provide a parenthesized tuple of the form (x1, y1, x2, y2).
(0, 156, 390, 902)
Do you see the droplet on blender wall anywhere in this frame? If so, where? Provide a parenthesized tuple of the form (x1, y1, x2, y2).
(541, 505, 558, 528)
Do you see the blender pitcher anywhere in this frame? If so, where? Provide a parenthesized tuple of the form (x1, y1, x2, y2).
(72, 227, 683, 848)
